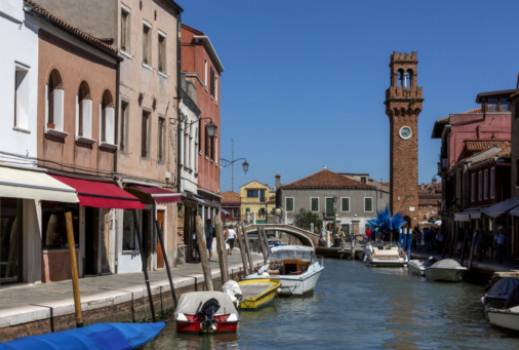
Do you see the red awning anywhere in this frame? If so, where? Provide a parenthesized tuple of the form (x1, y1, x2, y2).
(52, 175, 144, 209)
(127, 185, 182, 204)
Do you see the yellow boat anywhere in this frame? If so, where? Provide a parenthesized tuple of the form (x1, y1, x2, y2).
(238, 278, 280, 310)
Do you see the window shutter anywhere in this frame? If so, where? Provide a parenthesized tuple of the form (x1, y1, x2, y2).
(83, 99, 93, 138)
(54, 88, 64, 131)
(105, 106, 115, 144)
(45, 84, 49, 129)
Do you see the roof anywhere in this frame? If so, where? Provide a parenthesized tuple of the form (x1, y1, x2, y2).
(465, 143, 511, 168)
(221, 191, 240, 204)
(464, 140, 509, 152)
(476, 89, 515, 103)
(280, 169, 376, 191)
(431, 116, 450, 138)
(25, 0, 118, 57)
(182, 24, 224, 73)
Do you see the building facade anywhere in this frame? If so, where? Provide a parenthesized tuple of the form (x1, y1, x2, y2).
(240, 181, 276, 224)
(180, 24, 223, 258)
(221, 191, 241, 225)
(279, 169, 389, 234)
(385, 51, 423, 227)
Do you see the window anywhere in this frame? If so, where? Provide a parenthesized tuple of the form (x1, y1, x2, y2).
(141, 110, 150, 157)
(204, 60, 208, 86)
(285, 197, 294, 212)
(325, 197, 335, 217)
(483, 169, 489, 200)
(14, 64, 30, 130)
(120, 7, 130, 53)
(341, 197, 350, 212)
(247, 189, 259, 198)
(194, 126, 199, 172)
(0, 198, 23, 284)
(42, 202, 79, 250)
(310, 197, 319, 212)
(142, 23, 151, 66)
(210, 68, 216, 97)
(76, 81, 92, 138)
(364, 197, 374, 212)
(46, 69, 64, 131)
(122, 210, 140, 252)
(210, 132, 215, 160)
(215, 76, 219, 102)
(101, 90, 115, 144)
(158, 116, 165, 162)
(341, 224, 351, 234)
(158, 32, 166, 74)
(490, 167, 496, 199)
(120, 100, 129, 151)
(204, 126, 209, 156)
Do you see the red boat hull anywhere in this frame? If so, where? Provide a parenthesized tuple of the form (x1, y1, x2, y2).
(176, 314, 238, 334)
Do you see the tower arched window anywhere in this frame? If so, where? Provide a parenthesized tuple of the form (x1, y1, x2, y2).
(404, 69, 413, 89)
(101, 90, 115, 144)
(46, 69, 64, 131)
(397, 69, 405, 88)
(77, 81, 92, 138)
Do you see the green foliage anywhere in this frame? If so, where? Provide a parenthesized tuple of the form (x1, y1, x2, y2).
(294, 209, 322, 231)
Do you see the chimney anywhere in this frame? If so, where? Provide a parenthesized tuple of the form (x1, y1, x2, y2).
(275, 174, 281, 190)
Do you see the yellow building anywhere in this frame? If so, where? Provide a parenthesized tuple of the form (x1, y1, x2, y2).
(240, 180, 276, 224)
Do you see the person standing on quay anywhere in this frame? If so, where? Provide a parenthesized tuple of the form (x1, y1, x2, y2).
(205, 219, 215, 260)
(226, 225, 237, 255)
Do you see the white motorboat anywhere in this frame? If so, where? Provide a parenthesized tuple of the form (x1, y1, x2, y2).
(407, 257, 436, 277)
(424, 259, 467, 282)
(246, 245, 324, 296)
(482, 277, 519, 331)
(363, 242, 407, 268)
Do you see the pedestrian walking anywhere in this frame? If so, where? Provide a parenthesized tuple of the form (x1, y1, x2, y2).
(226, 225, 237, 255)
(205, 219, 215, 260)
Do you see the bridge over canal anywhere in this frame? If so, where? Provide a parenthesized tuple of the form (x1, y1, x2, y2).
(243, 224, 320, 248)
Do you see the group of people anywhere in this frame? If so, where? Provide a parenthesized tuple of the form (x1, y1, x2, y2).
(192, 219, 238, 261)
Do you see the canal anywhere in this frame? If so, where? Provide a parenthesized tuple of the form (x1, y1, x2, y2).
(145, 259, 519, 349)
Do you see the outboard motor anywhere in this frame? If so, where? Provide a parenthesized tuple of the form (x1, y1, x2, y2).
(196, 298, 220, 333)
(222, 280, 242, 308)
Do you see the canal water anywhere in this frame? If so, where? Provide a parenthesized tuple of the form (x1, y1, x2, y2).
(146, 259, 519, 350)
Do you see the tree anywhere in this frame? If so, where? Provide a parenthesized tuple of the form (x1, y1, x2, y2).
(294, 209, 322, 232)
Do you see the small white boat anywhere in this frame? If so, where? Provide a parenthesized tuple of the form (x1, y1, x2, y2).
(424, 259, 467, 282)
(482, 277, 519, 331)
(363, 242, 407, 267)
(246, 245, 324, 296)
(407, 257, 436, 277)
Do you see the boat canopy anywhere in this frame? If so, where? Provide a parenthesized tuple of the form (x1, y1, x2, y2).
(0, 322, 165, 350)
(176, 291, 237, 315)
(429, 259, 464, 269)
(485, 278, 519, 309)
(269, 245, 316, 262)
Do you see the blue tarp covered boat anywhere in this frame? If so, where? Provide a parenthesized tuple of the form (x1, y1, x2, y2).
(0, 322, 165, 350)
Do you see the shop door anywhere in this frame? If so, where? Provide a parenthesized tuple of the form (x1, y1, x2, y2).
(352, 220, 360, 235)
(84, 207, 99, 275)
(0, 198, 22, 284)
(156, 210, 165, 269)
(184, 202, 197, 262)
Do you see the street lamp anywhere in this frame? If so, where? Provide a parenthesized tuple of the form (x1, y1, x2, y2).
(220, 138, 249, 192)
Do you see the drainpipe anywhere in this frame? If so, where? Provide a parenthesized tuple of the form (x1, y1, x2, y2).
(176, 14, 182, 194)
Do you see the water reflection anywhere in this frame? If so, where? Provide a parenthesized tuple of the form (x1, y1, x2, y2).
(147, 260, 519, 350)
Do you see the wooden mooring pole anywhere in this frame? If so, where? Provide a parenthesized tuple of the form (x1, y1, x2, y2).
(257, 226, 269, 264)
(237, 225, 250, 275)
(132, 210, 156, 322)
(195, 215, 214, 290)
(65, 211, 83, 327)
(241, 224, 255, 273)
(154, 219, 177, 307)
(215, 215, 229, 284)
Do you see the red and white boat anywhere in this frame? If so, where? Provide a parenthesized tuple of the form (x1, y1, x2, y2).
(175, 291, 239, 334)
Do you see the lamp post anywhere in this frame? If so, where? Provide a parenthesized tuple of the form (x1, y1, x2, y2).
(220, 139, 249, 192)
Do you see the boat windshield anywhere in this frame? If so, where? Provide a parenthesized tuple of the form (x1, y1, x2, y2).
(268, 246, 316, 262)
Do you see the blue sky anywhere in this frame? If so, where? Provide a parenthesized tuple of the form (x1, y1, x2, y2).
(182, 0, 519, 192)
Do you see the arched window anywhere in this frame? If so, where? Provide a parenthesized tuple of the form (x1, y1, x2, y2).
(77, 81, 92, 138)
(397, 69, 404, 88)
(404, 69, 413, 89)
(101, 90, 115, 144)
(46, 70, 64, 131)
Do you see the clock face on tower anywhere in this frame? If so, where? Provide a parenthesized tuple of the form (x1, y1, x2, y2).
(399, 126, 413, 140)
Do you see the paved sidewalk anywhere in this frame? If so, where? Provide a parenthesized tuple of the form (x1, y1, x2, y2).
(0, 250, 262, 329)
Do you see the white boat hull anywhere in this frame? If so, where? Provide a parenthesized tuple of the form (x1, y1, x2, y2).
(487, 307, 519, 331)
(425, 267, 466, 282)
(274, 263, 324, 296)
(363, 243, 407, 268)
(407, 260, 425, 276)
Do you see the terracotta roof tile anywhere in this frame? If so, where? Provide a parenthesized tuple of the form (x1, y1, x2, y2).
(281, 169, 376, 190)
(464, 140, 509, 152)
(221, 192, 240, 204)
(25, 0, 118, 56)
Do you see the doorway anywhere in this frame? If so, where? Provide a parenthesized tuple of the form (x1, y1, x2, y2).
(84, 207, 99, 275)
(156, 209, 165, 269)
(0, 198, 23, 284)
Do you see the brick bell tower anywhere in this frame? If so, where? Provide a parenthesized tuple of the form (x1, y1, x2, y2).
(385, 51, 423, 227)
